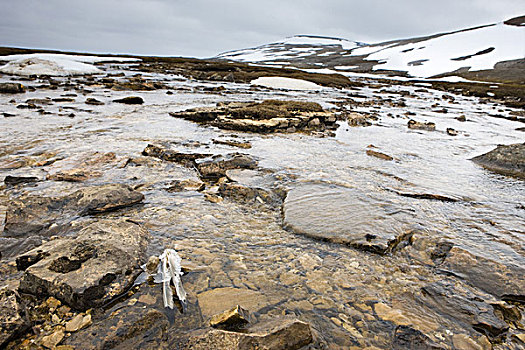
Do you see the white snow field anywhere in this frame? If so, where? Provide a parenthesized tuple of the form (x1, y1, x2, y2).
(250, 77, 323, 90)
(350, 22, 524, 78)
(0, 54, 140, 76)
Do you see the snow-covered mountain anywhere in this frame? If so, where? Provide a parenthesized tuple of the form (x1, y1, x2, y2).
(215, 16, 525, 82)
(216, 35, 367, 66)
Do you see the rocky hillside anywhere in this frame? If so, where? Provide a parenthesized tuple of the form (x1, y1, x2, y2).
(215, 15, 525, 83)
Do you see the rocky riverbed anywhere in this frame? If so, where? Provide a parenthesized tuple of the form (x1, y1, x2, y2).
(0, 53, 524, 349)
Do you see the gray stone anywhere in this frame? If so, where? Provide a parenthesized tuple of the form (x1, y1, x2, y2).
(3, 184, 144, 237)
(471, 142, 525, 178)
(420, 279, 510, 339)
(184, 317, 313, 350)
(282, 183, 415, 254)
(18, 220, 149, 310)
(441, 247, 525, 303)
(0, 289, 28, 348)
(196, 153, 258, 180)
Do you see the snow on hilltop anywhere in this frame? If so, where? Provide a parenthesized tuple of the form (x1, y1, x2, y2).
(214, 17, 525, 81)
(215, 35, 366, 64)
(0, 54, 140, 76)
(349, 22, 524, 78)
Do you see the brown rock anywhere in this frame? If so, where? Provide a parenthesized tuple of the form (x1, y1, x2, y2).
(185, 317, 313, 350)
(65, 313, 92, 332)
(0, 83, 25, 93)
(408, 119, 436, 131)
(210, 305, 251, 330)
(113, 96, 144, 104)
(41, 328, 65, 349)
(197, 287, 272, 319)
(366, 149, 393, 161)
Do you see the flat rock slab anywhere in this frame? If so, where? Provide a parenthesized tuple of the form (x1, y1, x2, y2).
(441, 247, 525, 303)
(197, 287, 273, 319)
(419, 279, 510, 339)
(471, 143, 525, 178)
(282, 183, 414, 254)
(0, 289, 28, 348)
(184, 317, 313, 350)
(169, 100, 336, 133)
(3, 184, 144, 237)
(18, 220, 149, 310)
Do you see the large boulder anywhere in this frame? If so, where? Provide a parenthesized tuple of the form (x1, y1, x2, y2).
(471, 143, 525, 178)
(3, 184, 144, 237)
(18, 220, 149, 310)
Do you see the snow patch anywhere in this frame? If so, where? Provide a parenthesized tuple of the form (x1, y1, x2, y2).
(251, 77, 323, 90)
(357, 23, 524, 78)
(0, 53, 140, 76)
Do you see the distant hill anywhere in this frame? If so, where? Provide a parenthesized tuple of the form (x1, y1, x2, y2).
(214, 16, 525, 83)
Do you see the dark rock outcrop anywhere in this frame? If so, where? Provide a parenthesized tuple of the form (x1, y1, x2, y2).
(113, 96, 144, 104)
(3, 184, 144, 237)
(471, 143, 525, 178)
(408, 119, 436, 131)
(0, 83, 25, 93)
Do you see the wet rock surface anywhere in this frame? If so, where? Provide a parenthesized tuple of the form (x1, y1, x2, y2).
(283, 183, 415, 254)
(170, 100, 337, 133)
(471, 142, 525, 178)
(0, 51, 524, 349)
(0, 289, 28, 348)
(440, 247, 525, 303)
(184, 317, 313, 350)
(3, 184, 144, 237)
(18, 220, 149, 310)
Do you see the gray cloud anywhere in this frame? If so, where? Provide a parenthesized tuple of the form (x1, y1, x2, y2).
(0, 0, 523, 57)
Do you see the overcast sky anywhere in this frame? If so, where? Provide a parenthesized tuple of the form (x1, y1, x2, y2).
(1, 0, 523, 58)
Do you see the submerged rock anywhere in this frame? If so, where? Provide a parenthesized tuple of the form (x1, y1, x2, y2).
(471, 143, 525, 178)
(3, 184, 144, 237)
(170, 100, 337, 133)
(282, 183, 415, 254)
(209, 305, 251, 331)
(18, 219, 149, 310)
(440, 247, 525, 303)
(184, 317, 313, 350)
(420, 280, 510, 339)
(0, 289, 29, 348)
(218, 182, 280, 206)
